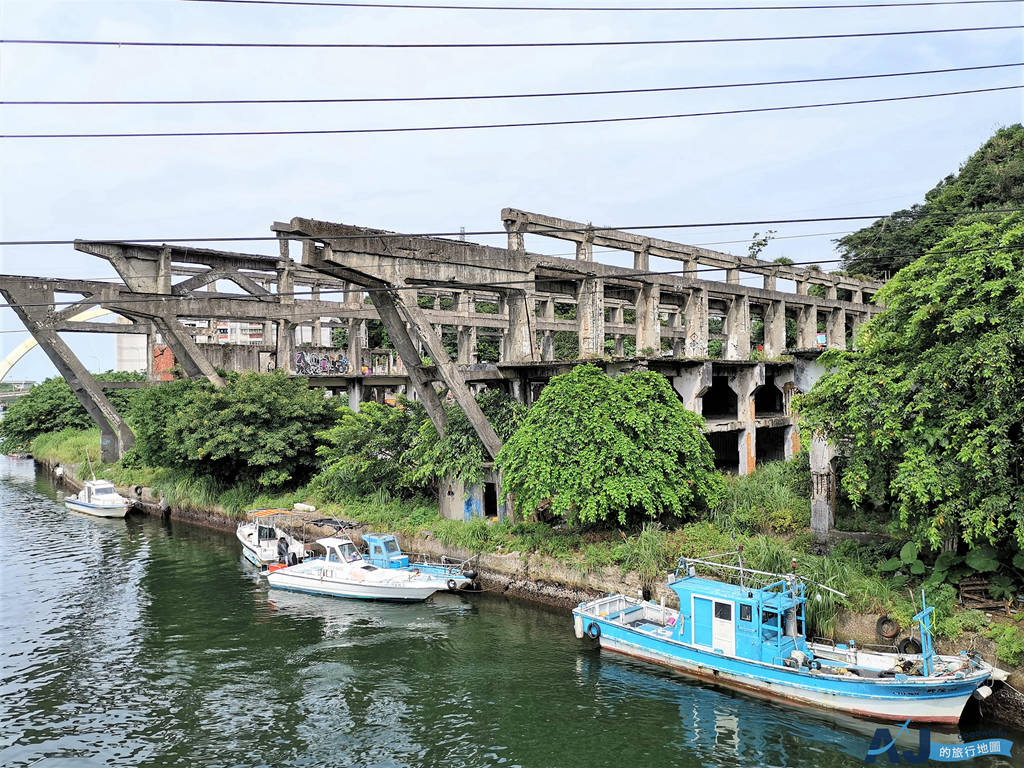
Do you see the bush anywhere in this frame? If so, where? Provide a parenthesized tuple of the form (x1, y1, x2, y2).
(497, 365, 726, 525)
(712, 458, 810, 534)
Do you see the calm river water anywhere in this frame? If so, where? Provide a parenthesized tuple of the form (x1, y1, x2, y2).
(2, 456, 1021, 768)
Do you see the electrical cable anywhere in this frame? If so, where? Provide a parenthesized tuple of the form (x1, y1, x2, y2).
(5, 62, 1019, 105)
(1, 206, 1020, 246)
(178, 0, 1024, 11)
(2, 25, 1019, 48)
(5, 85, 1019, 139)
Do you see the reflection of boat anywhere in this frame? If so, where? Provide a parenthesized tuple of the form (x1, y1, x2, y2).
(5, 452, 31, 460)
(267, 535, 454, 602)
(64, 479, 130, 518)
(362, 533, 477, 590)
(236, 509, 309, 567)
(573, 553, 999, 724)
(585, 652, 964, 766)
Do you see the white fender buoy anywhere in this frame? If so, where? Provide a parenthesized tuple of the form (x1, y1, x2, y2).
(574, 614, 584, 640)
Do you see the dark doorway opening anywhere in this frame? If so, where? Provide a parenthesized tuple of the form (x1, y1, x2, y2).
(484, 482, 499, 519)
(756, 426, 787, 465)
(754, 376, 784, 417)
(708, 431, 740, 474)
(703, 377, 738, 421)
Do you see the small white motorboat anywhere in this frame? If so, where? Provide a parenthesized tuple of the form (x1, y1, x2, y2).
(236, 509, 309, 567)
(266, 535, 451, 602)
(65, 479, 131, 518)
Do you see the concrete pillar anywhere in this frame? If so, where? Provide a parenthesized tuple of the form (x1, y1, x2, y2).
(826, 308, 846, 350)
(724, 295, 751, 361)
(277, 236, 295, 305)
(348, 318, 365, 373)
(849, 312, 867, 349)
(762, 273, 777, 292)
(763, 299, 786, 358)
(684, 288, 709, 358)
(576, 236, 594, 262)
(540, 330, 555, 361)
(613, 335, 625, 356)
(826, 283, 838, 301)
(672, 362, 712, 413)
(850, 288, 863, 304)
(633, 241, 650, 272)
(783, 423, 800, 460)
(457, 325, 477, 364)
(348, 379, 362, 413)
(277, 319, 295, 373)
(577, 277, 605, 358)
(726, 267, 740, 284)
(634, 283, 661, 356)
(728, 363, 764, 475)
(797, 304, 818, 349)
(502, 288, 537, 363)
(810, 433, 837, 542)
(795, 279, 808, 296)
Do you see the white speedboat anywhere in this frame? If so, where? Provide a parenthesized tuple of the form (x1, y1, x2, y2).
(236, 509, 309, 567)
(65, 479, 130, 518)
(266, 536, 451, 602)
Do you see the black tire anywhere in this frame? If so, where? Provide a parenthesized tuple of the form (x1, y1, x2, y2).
(876, 615, 900, 640)
(586, 622, 601, 640)
(446, 579, 458, 591)
(898, 638, 922, 655)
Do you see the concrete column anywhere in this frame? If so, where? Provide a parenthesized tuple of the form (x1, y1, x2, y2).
(672, 362, 712, 414)
(726, 267, 740, 284)
(783, 424, 800, 460)
(810, 433, 837, 542)
(277, 319, 295, 373)
(310, 285, 322, 344)
(849, 312, 867, 349)
(576, 236, 594, 262)
(762, 273, 777, 292)
(502, 288, 537, 363)
(684, 287, 709, 358)
(348, 379, 362, 413)
(633, 241, 651, 272)
(826, 283, 838, 300)
(826, 308, 846, 350)
(457, 325, 478, 364)
(797, 304, 818, 349)
(850, 288, 863, 304)
(576, 277, 605, 358)
(347, 318, 366, 373)
(613, 335, 625, 356)
(728, 363, 764, 475)
(763, 299, 786, 358)
(795, 279, 808, 296)
(634, 283, 661, 356)
(540, 330, 555, 361)
(724, 295, 751, 361)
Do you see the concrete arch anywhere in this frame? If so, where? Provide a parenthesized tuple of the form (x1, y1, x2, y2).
(0, 307, 114, 382)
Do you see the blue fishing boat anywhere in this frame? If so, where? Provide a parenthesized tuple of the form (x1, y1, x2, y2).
(572, 553, 1003, 724)
(362, 533, 478, 590)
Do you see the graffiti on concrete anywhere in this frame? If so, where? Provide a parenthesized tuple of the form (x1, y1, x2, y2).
(295, 349, 350, 376)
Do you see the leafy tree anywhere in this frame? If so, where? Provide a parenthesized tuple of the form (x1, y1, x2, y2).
(127, 378, 208, 468)
(0, 372, 143, 451)
(837, 125, 1024, 277)
(164, 371, 340, 488)
(313, 396, 430, 498)
(497, 364, 725, 525)
(797, 215, 1024, 547)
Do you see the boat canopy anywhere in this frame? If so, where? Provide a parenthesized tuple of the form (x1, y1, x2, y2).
(247, 508, 297, 519)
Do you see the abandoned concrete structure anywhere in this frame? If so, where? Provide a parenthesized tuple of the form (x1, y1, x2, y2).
(0, 208, 884, 537)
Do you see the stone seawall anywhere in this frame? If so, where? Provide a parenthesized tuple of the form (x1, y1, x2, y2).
(37, 456, 1024, 727)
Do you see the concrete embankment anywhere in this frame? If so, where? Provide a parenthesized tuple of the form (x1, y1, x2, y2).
(39, 456, 1024, 727)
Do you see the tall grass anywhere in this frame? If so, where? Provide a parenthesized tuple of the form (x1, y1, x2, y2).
(712, 460, 810, 535)
(617, 523, 671, 589)
(30, 428, 101, 466)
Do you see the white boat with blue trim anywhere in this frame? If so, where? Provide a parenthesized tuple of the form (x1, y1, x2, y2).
(573, 553, 1003, 724)
(266, 535, 455, 602)
(236, 508, 309, 567)
(64, 479, 131, 518)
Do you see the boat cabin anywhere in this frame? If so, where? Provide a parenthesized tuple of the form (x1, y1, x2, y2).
(363, 534, 410, 569)
(318, 537, 366, 566)
(81, 481, 122, 505)
(669, 572, 809, 663)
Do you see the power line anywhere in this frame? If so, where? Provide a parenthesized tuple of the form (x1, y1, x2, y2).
(4, 84, 1020, 139)
(2, 207, 1020, 246)
(2, 25, 1019, 49)
(180, 0, 1024, 10)
(4, 62, 1019, 106)
(2, 207, 1015, 246)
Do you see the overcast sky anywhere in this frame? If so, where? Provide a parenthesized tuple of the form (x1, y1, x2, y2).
(1, 0, 1021, 381)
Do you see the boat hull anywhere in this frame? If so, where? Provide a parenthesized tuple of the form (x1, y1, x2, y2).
(267, 568, 442, 602)
(575, 611, 986, 725)
(64, 499, 128, 518)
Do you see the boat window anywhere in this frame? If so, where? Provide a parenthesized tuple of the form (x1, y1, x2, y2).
(327, 548, 341, 563)
(258, 525, 275, 540)
(714, 602, 732, 621)
(340, 543, 361, 563)
(94, 484, 115, 494)
(740, 604, 752, 622)
(384, 540, 400, 554)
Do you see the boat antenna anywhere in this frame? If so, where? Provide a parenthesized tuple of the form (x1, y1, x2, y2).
(84, 449, 97, 481)
(737, 545, 745, 589)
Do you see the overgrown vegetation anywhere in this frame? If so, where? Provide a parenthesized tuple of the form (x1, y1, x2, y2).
(837, 124, 1024, 277)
